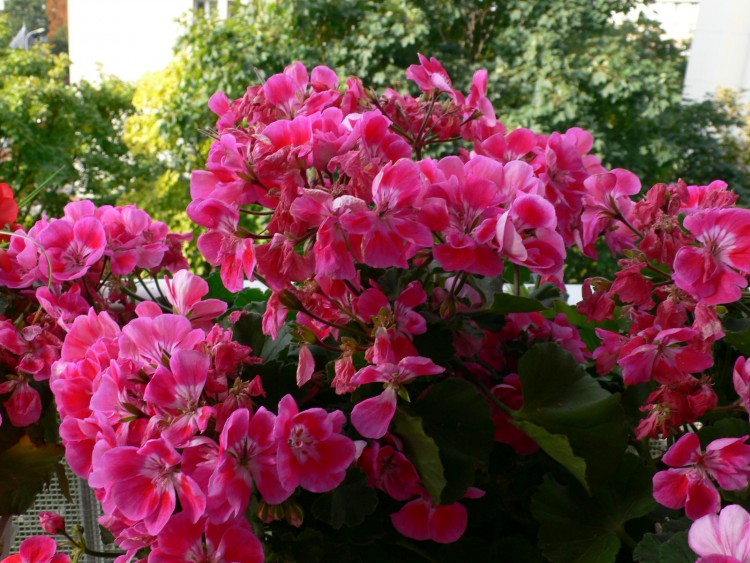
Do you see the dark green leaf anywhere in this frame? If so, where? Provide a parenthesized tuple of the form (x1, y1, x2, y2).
(412, 378, 494, 504)
(206, 272, 236, 303)
(0, 436, 64, 515)
(392, 408, 446, 504)
(515, 343, 627, 491)
(463, 311, 505, 332)
(634, 531, 694, 563)
(233, 287, 270, 308)
(698, 417, 750, 446)
(232, 309, 292, 362)
(532, 455, 656, 563)
(529, 282, 564, 308)
(512, 420, 589, 493)
(412, 323, 455, 365)
(311, 468, 379, 529)
(724, 328, 750, 356)
(490, 292, 547, 313)
(633, 518, 694, 563)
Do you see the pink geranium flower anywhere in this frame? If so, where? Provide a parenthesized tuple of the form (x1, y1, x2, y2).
(149, 513, 264, 563)
(120, 314, 204, 370)
(350, 356, 444, 439)
(0, 378, 41, 427)
(355, 280, 428, 359)
(0, 536, 69, 563)
(689, 504, 750, 563)
(60, 309, 120, 363)
(95, 438, 206, 535)
(358, 442, 421, 501)
(38, 217, 106, 282)
(340, 159, 436, 269)
(143, 349, 214, 447)
(164, 269, 227, 330)
(188, 198, 256, 293)
(391, 495, 469, 544)
(580, 168, 641, 257)
(673, 208, 750, 305)
(406, 53, 458, 101)
(208, 407, 290, 523)
(274, 394, 356, 493)
(653, 433, 750, 519)
(496, 193, 566, 278)
(618, 327, 713, 386)
(425, 155, 505, 277)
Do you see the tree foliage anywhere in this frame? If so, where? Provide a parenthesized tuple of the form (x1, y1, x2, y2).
(2, 0, 48, 37)
(0, 16, 149, 218)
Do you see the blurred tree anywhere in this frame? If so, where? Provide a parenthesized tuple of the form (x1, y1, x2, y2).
(0, 14, 153, 218)
(3, 0, 49, 37)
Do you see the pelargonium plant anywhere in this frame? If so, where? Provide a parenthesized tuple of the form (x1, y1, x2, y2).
(7, 54, 750, 562)
(0, 187, 192, 558)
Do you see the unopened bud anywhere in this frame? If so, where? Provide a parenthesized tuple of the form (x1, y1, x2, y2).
(39, 511, 65, 535)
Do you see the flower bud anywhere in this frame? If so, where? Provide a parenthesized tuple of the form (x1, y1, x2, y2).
(39, 511, 65, 535)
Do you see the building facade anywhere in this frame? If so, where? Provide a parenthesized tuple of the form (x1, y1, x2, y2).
(67, 0, 233, 83)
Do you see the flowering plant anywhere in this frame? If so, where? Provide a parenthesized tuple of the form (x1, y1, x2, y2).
(6, 54, 750, 562)
(0, 186, 192, 557)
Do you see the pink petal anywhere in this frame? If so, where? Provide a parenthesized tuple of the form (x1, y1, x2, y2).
(351, 388, 398, 439)
(663, 433, 702, 467)
(430, 502, 468, 543)
(391, 498, 431, 541)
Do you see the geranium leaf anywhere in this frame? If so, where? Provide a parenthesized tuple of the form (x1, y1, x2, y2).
(633, 517, 694, 563)
(232, 308, 291, 362)
(490, 292, 547, 313)
(392, 408, 446, 504)
(0, 436, 64, 515)
(532, 455, 656, 563)
(412, 378, 494, 504)
(514, 343, 627, 491)
(697, 417, 750, 446)
(512, 420, 589, 493)
(311, 468, 378, 530)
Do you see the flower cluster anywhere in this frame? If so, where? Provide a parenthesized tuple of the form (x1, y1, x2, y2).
(47, 268, 362, 561)
(0, 199, 189, 430)
(7, 53, 750, 562)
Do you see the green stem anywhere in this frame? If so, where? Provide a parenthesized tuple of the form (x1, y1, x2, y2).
(121, 285, 170, 312)
(617, 527, 637, 550)
(63, 531, 124, 558)
(462, 366, 513, 415)
(613, 206, 643, 239)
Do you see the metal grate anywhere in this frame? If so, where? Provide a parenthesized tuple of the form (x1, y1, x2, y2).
(11, 463, 106, 562)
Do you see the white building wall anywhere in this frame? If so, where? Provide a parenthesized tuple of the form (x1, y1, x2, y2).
(684, 0, 750, 100)
(68, 0, 195, 83)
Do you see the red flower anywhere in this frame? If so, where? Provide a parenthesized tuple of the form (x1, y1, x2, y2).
(0, 183, 19, 227)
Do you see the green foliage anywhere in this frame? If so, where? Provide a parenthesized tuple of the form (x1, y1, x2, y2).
(0, 27, 152, 218)
(0, 435, 64, 515)
(391, 407, 446, 504)
(411, 378, 495, 504)
(514, 343, 628, 490)
(532, 455, 656, 563)
(634, 518, 695, 563)
(490, 292, 547, 313)
(512, 420, 589, 493)
(2, 0, 48, 39)
(310, 468, 379, 529)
